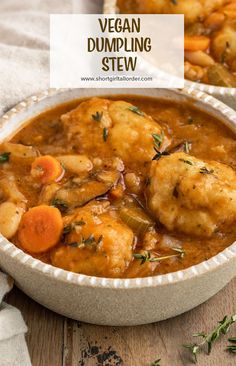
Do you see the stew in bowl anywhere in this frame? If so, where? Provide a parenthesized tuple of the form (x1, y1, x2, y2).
(0, 95, 235, 278)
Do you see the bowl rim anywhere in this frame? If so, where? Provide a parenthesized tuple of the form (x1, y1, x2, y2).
(103, 0, 236, 97)
(0, 87, 236, 289)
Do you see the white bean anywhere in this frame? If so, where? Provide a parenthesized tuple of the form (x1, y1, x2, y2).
(185, 51, 215, 67)
(0, 202, 24, 239)
(57, 155, 93, 175)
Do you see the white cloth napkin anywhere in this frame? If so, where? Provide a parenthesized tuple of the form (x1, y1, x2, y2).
(0, 1, 102, 365)
(0, 272, 31, 366)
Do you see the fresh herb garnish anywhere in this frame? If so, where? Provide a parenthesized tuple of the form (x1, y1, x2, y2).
(179, 158, 193, 166)
(199, 167, 214, 175)
(63, 220, 86, 235)
(0, 152, 11, 163)
(128, 106, 144, 116)
(152, 132, 164, 149)
(68, 234, 96, 248)
(187, 116, 194, 124)
(171, 0, 178, 4)
(150, 359, 161, 366)
(183, 141, 191, 154)
(152, 148, 170, 161)
(51, 199, 68, 213)
(227, 337, 236, 353)
(92, 111, 103, 122)
(183, 314, 236, 363)
(103, 127, 109, 142)
(97, 235, 103, 245)
(221, 41, 230, 64)
(133, 247, 185, 265)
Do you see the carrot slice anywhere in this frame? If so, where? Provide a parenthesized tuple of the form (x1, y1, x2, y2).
(18, 205, 63, 253)
(31, 155, 64, 184)
(184, 35, 210, 51)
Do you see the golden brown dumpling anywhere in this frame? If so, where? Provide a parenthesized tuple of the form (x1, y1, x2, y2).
(61, 98, 170, 169)
(51, 201, 134, 277)
(147, 152, 236, 237)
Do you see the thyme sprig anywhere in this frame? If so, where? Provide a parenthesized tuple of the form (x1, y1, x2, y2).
(68, 234, 103, 248)
(183, 314, 236, 362)
(133, 247, 185, 265)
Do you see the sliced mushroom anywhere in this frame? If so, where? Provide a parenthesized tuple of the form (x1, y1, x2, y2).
(54, 170, 120, 208)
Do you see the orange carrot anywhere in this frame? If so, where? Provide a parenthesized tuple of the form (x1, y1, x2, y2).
(109, 184, 124, 200)
(18, 205, 63, 253)
(31, 155, 64, 184)
(184, 35, 210, 52)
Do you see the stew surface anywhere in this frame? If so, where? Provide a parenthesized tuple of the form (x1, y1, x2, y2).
(0, 95, 236, 278)
(117, 0, 236, 87)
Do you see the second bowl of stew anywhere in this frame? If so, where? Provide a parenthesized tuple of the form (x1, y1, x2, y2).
(104, 0, 236, 109)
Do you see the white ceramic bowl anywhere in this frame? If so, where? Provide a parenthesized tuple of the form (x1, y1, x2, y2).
(103, 0, 236, 110)
(0, 87, 236, 326)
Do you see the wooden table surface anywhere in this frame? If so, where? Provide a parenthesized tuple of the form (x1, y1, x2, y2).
(6, 279, 236, 366)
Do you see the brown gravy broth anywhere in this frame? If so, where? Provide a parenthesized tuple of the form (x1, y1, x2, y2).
(1, 96, 236, 278)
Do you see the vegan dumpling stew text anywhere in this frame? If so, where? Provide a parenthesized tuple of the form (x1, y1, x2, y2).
(0, 96, 236, 278)
(118, 0, 236, 87)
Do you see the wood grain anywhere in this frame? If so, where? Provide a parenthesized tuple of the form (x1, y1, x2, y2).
(6, 279, 236, 366)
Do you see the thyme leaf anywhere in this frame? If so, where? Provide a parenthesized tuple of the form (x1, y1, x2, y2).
(187, 116, 194, 124)
(152, 132, 164, 149)
(152, 148, 170, 161)
(103, 127, 109, 142)
(0, 152, 11, 163)
(128, 106, 144, 116)
(150, 359, 161, 366)
(51, 199, 68, 213)
(227, 338, 236, 353)
(179, 158, 193, 166)
(68, 234, 103, 248)
(92, 111, 103, 122)
(183, 314, 236, 363)
(183, 141, 191, 154)
(171, 0, 178, 4)
(63, 220, 86, 235)
(199, 167, 214, 175)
